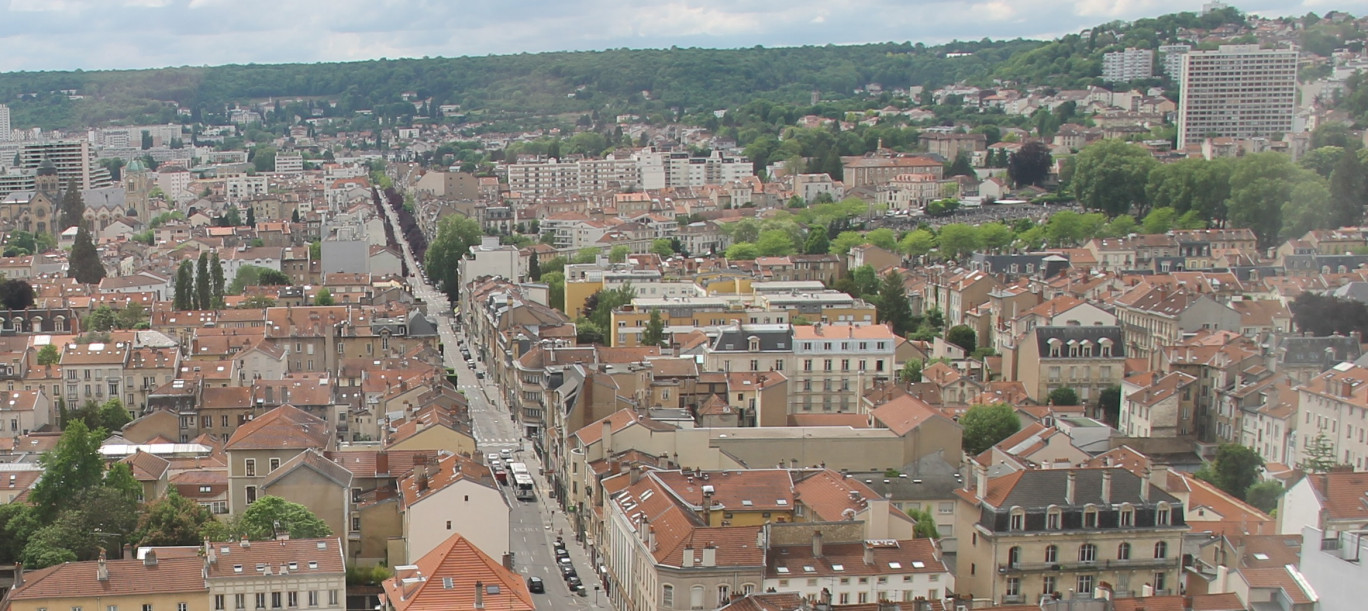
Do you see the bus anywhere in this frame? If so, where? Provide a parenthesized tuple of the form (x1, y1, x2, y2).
(512, 472, 535, 501)
(508, 462, 529, 476)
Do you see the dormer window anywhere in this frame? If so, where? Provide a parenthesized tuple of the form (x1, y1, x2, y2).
(1009, 507, 1025, 531)
(1083, 505, 1099, 528)
(1048, 338, 1062, 358)
(1080, 340, 1093, 358)
(1046, 506, 1062, 530)
(1099, 337, 1113, 358)
(1156, 502, 1172, 526)
(1119, 504, 1134, 527)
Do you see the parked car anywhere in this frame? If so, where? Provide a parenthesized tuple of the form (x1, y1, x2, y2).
(566, 576, 582, 589)
(555, 548, 569, 560)
(475, 371, 485, 380)
(559, 565, 577, 579)
(526, 577, 544, 594)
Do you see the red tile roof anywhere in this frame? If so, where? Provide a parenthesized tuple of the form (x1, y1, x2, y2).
(382, 534, 533, 611)
(224, 404, 330, 451)
(8, 556, 207, 601)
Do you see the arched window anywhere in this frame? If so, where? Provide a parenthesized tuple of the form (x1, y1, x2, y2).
(662, 585, 674, 607)
(1008, 546, 1022, 568)
(1119, 504, 1134, 527)
(1154, 541, 1168, 559)
(1046, 506, 1062, 530)
(1156, 502, 1172, 526)
(1078, 544, 1097, 563)
(1009, 507, 1026, 531)
(1083, 504, 1099, 528)
(690, 585, 704, 609)
(1044, 545, 1058, 564)
(1117, 542, 1131, 560)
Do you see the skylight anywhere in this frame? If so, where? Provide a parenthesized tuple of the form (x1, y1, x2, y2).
(888, 562, 902, 569)
(776, 567, 790, 574)
(831, 564, 844, 572)
(911, 561, 925, 568)
(803, 566, 816, 573)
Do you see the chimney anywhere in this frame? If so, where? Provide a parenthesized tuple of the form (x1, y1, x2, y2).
(683, 546, 696, 566)
(144, 550, 158, 567)
(1101, 469, 1112, 505)
(701, 545, 717, 567)
(13, 562, 22, 589)
(474, 580, 485, 609)
(1065, 470, 1077, 505)
(97, 548, 109, 582)
(863, 542, 874, 566)
(703, 488, 714, 524)
(601, 419, 613, 461)
(629, 465, 642, 486)
(1140, 466, 1152, 502)
(812, 530, 824, 558)
(241, 537, 251, 549)
(376, 450, 389, 476)
(974, 459, 988, 502)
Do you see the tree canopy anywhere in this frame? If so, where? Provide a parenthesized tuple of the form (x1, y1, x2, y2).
(960, 403, 1021, 455)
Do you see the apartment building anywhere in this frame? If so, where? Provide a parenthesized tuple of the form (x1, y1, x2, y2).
(955, 467, 1187, 605)
(1, 553, 209, 611)
(1120, 372, 1198, 438)
(199, 537, 347, 611)
(1296, 362, 1368, 470)
(1103, 48, 1155, 82)
(58, 340, 131, 407)
(1017, 326, 1126, 404)
(790, 323, 896, 413)
(1158, 44, 1191, 77)
(1177, 45, 1298, 149)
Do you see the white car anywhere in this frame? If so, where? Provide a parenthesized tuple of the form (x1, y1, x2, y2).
(500, 448, 513, 460)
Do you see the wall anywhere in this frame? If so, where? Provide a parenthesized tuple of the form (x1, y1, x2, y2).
(405, 479, 509, 562)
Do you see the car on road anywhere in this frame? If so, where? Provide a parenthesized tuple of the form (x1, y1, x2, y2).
(558, 565, 577, 579)
(485, 453, 500, 464)
(475, 371, 485, 380)
(500, 448, 512, 460)
(566, 576, 582, 589)
(526, 577, 544, 594)
(555, 548, 569, 560)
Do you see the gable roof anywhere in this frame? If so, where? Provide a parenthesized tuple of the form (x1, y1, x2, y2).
(224, 404, 330, 451)
(382, 534, 533, 611)
(7, 556, 207, 601)
(262, 448, 354, 490)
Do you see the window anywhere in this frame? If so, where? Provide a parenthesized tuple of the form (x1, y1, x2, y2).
(1006, 577, 1020, 596)
(245, 459, 256, 477)
(1119, 505, 1134, 526)
(327, 592, 337, 607)
(1044, 545, 1058, 564)
(1154, 541, 1168, 559)
(1156, 503, 1171, 526)
(1046, 506, 1061, 530)
(1083, 505, 1099, 528)
(1009, 508, 1025, 530)
(271, 593, 281, 609)
(178, 605, 187, 611)
(717, 585, 730, 605)
(109, 606, 118, 611)
(255, 594, 266, 610)
(939, 502, 954, 514)
(1154, 571, 1167, 591)
(1117, 542, 1131, 560)
(662, 585, 674, 607)
(307, 592, 318, 608)
(246, 486, 258, 504)
(1008, 546, 1022, 568)
(235, 594, 246, 610)
(690, 585, 705, 610)
(1042, 576, 1057, 595)
(1077, 575, 1094, 594)
(144, 606, 153, 611)
(215, 596, 225, 611)
(269, 458, 281, 472)
(1078, 544, 1097, 563)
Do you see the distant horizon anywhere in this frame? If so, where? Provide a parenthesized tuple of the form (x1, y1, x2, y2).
(0, 0, 1347, 73)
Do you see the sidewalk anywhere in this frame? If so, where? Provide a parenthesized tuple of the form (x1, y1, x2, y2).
(529, 456, 612, 609)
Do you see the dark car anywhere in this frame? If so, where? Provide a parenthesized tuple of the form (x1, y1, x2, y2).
(566, 576, 582, 589)
(526, 577, 544, 594)
(559, 564, 577, 579)
(475, 371, 485, 380)
(555, 548, 569, 560)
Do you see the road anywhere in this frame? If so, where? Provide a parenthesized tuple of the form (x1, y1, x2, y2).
(376, 187, 612, 609)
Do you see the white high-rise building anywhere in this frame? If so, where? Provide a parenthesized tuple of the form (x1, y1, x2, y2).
(1102, 48, 1154, 82)
(0, 104, 10, 141)
(1158, 44, 1192, 77)
(1177, 45, 1298, 149)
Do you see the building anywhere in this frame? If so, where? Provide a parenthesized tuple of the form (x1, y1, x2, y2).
(397, 451, 509, 563)
(1177, 45, 1298, 149)
(1119, 372, 1199, 438)
(17, 140, 115, 193)
(1281, 471, 1368, 535)
(790, 323, 896, 413)
(1158, 44, 1192, 77)
(955, 467, 1187, 605)
(380, 534, 534, 611)
(1295, 362, 1368, 470)
(1103, 48, 1155, 82)
(1017, 326, 1126, 404)
(1, 553, 210, 611)
(762, 535, 953, 605)
(274, 152, 304, 175)
(0, 103, 9, 140)
(224, 404, 334, 516)
(199, 537, 347, 611)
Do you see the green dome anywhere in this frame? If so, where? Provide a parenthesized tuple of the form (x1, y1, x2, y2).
(125, 158, 147, 173)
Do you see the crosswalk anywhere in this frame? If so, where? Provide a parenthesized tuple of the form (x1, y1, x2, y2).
(478, 438, 521, 446)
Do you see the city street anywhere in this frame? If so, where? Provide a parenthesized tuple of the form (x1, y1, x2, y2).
(377, 188, 611, 609)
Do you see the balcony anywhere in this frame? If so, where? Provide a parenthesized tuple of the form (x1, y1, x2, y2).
(999, 557, 1173, 573)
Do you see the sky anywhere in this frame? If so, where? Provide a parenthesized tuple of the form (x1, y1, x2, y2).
(0, 0, 1347, 73)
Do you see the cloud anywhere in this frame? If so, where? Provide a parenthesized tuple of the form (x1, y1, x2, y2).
(0, 0, 1337, 72)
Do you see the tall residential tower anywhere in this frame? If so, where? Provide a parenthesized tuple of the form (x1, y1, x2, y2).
(1176, 44, 1298, 149)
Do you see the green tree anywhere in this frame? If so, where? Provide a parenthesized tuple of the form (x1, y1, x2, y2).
(609, 245, 631, 263)
(30, 420, 106, 522)
(67, 225, 106, 284)
(899, 359, 923, 383)
(1299, 433, 1340, 473)
(528, 254, 543, 281)
(583, 285, 637, 332)
(134, 491, 214, 547)
(542, 271, 566, 312)
(946, 325, 977, 352)
(803, 226, 830, 254)
(756, 229, 796, 256)
(0, 278, 35, 310)
(977, 222, 1014, 251)
(875, 271, 914, 336)
(945, 150, 977, 180)
(236, 496, 333, 540)
(1007, 140, 1053, 187)
(960, 403, 1021, 455)
(1048, 387, 1080, 406)
(937, 224, 979, 259)
(898, 229, 936, 257)
(245, 205, 256, 227)
(211, 252, 225, 308)
(572, 247, 601, 264)
(195, 252, 211, 310)
(174, 260, 194, 309)
(85, 305, 117, 332)
(1300, 146, 1345, 178)
(1071, 139, 1157, 216)
(865, 228, 898, 251)
(906, 507, 941, 539)
(1098, 385, 1122, 425)
(36, 344, 60, 366)
(725, 242, 760, 260)
(1280, 180, 1335, 240)
(1196, 443, 1264, 500)
(314, 288, 335, 306)
(650, 239, 675, 258)
(1328, 149, 1367, 229)
(1244, 481, 1284, 514)
(828, 231, 864, 256)
(1141, 207, 1178, 234)
(98, 398, 131, 432)
(1104, 215, 1138, 237)
(425, 214, 483, 302)
(59, 179, 85, 232)
(642, 310, 667, 348)
(1227, 153, 1317, 247)
(0, 503, 36, 563)
(1146, 157, 1233, 222)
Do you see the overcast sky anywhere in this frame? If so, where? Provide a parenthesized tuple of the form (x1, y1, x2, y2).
(0, 0, 1345, 73)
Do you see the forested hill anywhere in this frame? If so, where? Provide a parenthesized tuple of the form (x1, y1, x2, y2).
(1, 40, 1046, 129)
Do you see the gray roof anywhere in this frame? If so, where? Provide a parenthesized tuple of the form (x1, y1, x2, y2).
(1330, 282, 1368, 304)
(709, 324, 793, 353)
(1278, 335, 1362, 367)
(1034, 326, 1125, 358)
(999, 468, 1178, 509)
(849, 454, 963, 502)
(83, 186, 127, 211)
